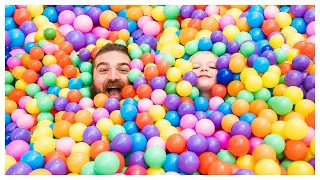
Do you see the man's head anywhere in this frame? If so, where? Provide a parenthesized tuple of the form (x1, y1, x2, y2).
(91, 44, 131, 101)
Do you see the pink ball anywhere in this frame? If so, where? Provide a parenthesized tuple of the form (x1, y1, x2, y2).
(37, 77, 48, 90)
(6, 140, 30, 161)
(11, 109, 27, 122)
(195, 119, 215, 137)
(301, 127, 315, 146)
(154, 54, 163, 64)
(264, 5, 280, 19)
(137, 16, 153, 29)
(146, 136, 166, 150)
(92, 26, 110, 39)
(16, 114, 34, 129)
(219, 15, 236, 30)
(209, 96, 224, 110)
(58, 10, 76, 25)
(180, 128, 196, 141)
(93, 108, 109, 123)
(48, 64, 62, 76)
(180, 114, 198, 129)
(205, 5, 220, 16)
(165, 172, 180, 175)
(151, 49, 156, 57)
(18, 96, 32, 110)
(7, 57, 22, 69)
(79, 97, 94, 109)
(138, 98, 154, 112)
(143, 21, 160, 36)
(249, 137, 263, 154)
(306, 21, 315, 36)
(130, 59, 144, 71)
(25, 32, 35, 43)
(73, 15, 93, 33)
(151, 89, 167, 105)
(56, 137, 76, 157)
(58, 24, 75, 37)
(114, 173, 124, 175)
(9, 49, 26, 57)
(307, 35, 315, 44)
(213, 130, 230, 149)
(42, 42, 56, 55)
(281, 44, 291, 51)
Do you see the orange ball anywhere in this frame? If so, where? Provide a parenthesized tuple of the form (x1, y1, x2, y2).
(67, 89, 82, 103)
(181, 18, 192, 29)
(5, 99, 18, 114)
(230, 164, 241, 175)
(273, 84, 288, 96)
(258, 109, 278, 124)
(221, 114, 239, 132)
(29, 169, 52, 175)
(279, 63, 293, 75)
(156, 60, 171, 75)
(91, 47, 100, 59)
(55, 111, 65, 122)
(236, 17, 251, 32)
(75, 110, 93, 126)
(305, 111, 315, 129)
(249, 99, 268, 116)
(22, 69, 38, 83)
(113, 151, 125, 173)
(227, 80, 245, 97)
(211, 84, 227, 98)
(59, 41, 73, 55)
(136, 112, 154, 129)
(230, 5, 249, 11)
(180, 96, 194, 104)
(53, 120, 72, 139)
(251, 117, 272, 138)
(261, 19, 280, 36)
(179, 27, 198, 45)
(90, 140, 110, 160)
(136, 84, 152, 99)
(166, 134, 186, 154)
(284, 140, 308, 161)
(208, 160, 232, 175)
(121, 85, 136, 99)
(63, 65, 77, 78)
(61, 112, 75, 124)
(53, 36, 65, 45)
(140, 53, 154, 66)
(110, 5, 128, 12)
(108, 31, 119, 42)
(201, 17, 219, 32)
(109, 110, 125, 125)
(232, 99, 250, 116)
(126, 7, 144, 21)
(188, 19, 202, 31)
(67, 152, 90, 174)
(199, 152, 218, 175)
(93, 93, 108, 108)
(8, 89, 26, 104)
(283, 112, 304, 122)
(195, 5, 207, 10)
(13, 8, 32, 25)
(45, 150, 66, 163)
(28, 60, 43, 72)
(20, 54, 31, 67)
(57, 55, 72, 69)
(99, 10, 117, 28)
(228, 135, 250, 157)
(53, 49, 67, 60)
(252, 144, 277, 163)
(144, 65, 159, 82)
(30, 47, 44, 60)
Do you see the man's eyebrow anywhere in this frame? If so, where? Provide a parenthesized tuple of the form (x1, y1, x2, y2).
(117, 62, 130, 67)
(96, 62, 109, 68)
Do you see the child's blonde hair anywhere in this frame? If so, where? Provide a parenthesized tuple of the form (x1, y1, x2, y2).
(188, 51, 218, 63)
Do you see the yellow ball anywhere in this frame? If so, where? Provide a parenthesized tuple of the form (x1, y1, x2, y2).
(12, 66, 27, 79)
(262, 72, 280, 88)
(254, 159, 281, 175)
(110, 110, 125, 125)
(160, 43, 174, 54)
(118, 29, 130, 41)
(163, 27, 179, 35)
(5, 154, 16, 172)
(245, 75, 262, 92)
(149, 105, 166, 122)
(284, 119, 308, 140)
(33, 136, 56, 156)
(267, 65, 281, 77)
(236, 155, 255, 171)
(275, 12, 292, 28)
(42, 55, 57, 66)
(33, 15, 49, 28)
(310, 138, 315, 154)
(147, 168, 165, 175)
(287, 48, 300, 62)
(86, 44, 96, 51)
(287, 161, 315, 175)
(178, 61, 193, 75)
(195, 30, 212, 40)
(34, 31, 45, 42)
(271, 121, 287, 140)
(56, 76, 69, 89)
(240, 68, 258, 82)
(84, 108, 95, 115)
(171, 44, 185, 58)
(155, 119, 171, 132)
(71, 142, 91, 158)
(229, 58, 245, 73)
(96, 118, 114, 136)
(68, 173, 79, 175)
(26, 99, 41, 115)
(37, 120, 53, 127)
(269, 34, 285, 49)
(134, 95, 141, 102)
(283, 86, 303, 105)
(174, 59, 184, 68)
(160, 126, 179, 141)
(128, 43, 139, 52)
(304, 147, 315, 162)
(96, 38, 110, 48)
(166, 67, 182, 82)
(226, 8, 243, 20)
(151, 6, 166, 21)
(39, 22, 57, 32)
(69, 122, 87, 142)
(294, 99, 315, 118)
(176, 81, 192, 97)
(286, 33, 305, 48)
(210, 14, 221, 22)
(15, 79, 28, 91)
(58, 88, 70, 98)
(32, 126, 53, 142)
(222, 25, 240, 41)
(281, 26, 297, 39)
(160, 33, 179, 45)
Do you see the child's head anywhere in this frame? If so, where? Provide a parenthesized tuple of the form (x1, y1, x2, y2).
(189, 51, 218, 93)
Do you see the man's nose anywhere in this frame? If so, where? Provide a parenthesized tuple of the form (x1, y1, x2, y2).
(109, 69, 119, 80)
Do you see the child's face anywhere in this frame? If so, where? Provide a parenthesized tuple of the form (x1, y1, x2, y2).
(191, 53, 218, 92)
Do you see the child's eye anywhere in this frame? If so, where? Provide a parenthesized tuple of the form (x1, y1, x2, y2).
(209, 66, 216, 69)
(193, 67, 200, 69)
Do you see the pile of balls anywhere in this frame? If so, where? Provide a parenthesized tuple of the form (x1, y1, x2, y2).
(5, 5, 315, 175)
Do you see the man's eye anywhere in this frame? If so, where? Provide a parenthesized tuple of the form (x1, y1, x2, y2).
(119, 69, 129, 72)
(99, 69, 107, 72)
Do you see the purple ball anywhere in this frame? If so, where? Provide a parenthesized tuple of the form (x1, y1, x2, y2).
(292, 55, 310, 71)
(303, 74, 315, 90)
(239, 11, 249, 18)
(306, 88, 315, 102)
(231, 121, 251, 138)
(5, 30, 11, 47)
(221, 36, 229, 45)
(79, 48, 91, 61)
(247, 54, 259, 67)
(40, 66, 49, 76)
(84, 33, 98, 46)
(6, 162, 32, 175)
(10, 128, 30, 142)
(216, 55, 230, 70)
(304, 8, 315, 24)
(133, 77, 148, 89)
(19, 20, 37, 36)
(150, 76, 166, 90)
(82, 126, 102, 145)
(227, 41, 241, 54)
(131, 29, 144, 41)
(54, 97, 68, 111)
(111, 133, 133, 154)
(182, 71, 198, 86)
(105, 98, 120, 112)
(235, 169, 255, 175)
(284, 70, 303, 86)
(209, 111, 224, 129)
(291, 5, 307, 17)
(86, 7, 102, 25)
(206, 137, 221, 154)
(180, 5, 195, 18)
(261, 50, 276, 65)
(128, 151, 148, 169)
(187, 134, 208, 155)
(56, 5, 74, 13)
(5, 122, 18, 133)
(164, 94, 181, 111)
(178, 102, 195, 117)
(44, 159, 67, 175)
(299, 85, 307, 98)
(137, 35, 157, 50)
(191, 9, 207, 20)
(301, 71, 309, 80)
(308, 158, 315, 169)
(211, 31, 224, 44)
(194, 111, 207, 120)
(141, 125, 160, 140)
(65, 102, 81, 113)
(178, 151, 200, 174)
(65, 30, 87, 51)
(72, 7, 86, 16)
(109, 17, 128, 31)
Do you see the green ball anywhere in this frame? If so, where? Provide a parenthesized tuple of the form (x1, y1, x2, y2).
(129, 48, 143, 59)
(140, 44, 151, 53)
(267, 96, 279, 109)
(44, 28, 56, 40)
(79, 72, 92, 86)
(128, 37, 134, 45)
(271, 96, 293, 115)
(26, 83, 41, 97)
(37, 112, 54, 122)
(38, 40, 48, 48)
(212, 42, 227, 57)
(124, 153, 130, 167)
(234, 32, 252, 44)
(115, 39, 127, 46)
(108, 125, 126, 141)
(237, 90, 254, 103)
(70, 54, 81, 67)
(163, 19, 180, 29)
(240, 42, 255, 57)
(42, 72, 57, 86)
(37, 95, 53, 112)
(15, 53, 24, 59)
(165, 82, 177, 94)
(254, 88, 271, 102)
(5, 71, 14, 84)
(225, 96, 237, 104)
(80, 62, 92, 73)
(276, 152, 285, 160)
(193, 171, 200, 175)
(217, 150, 236, 164)
(121, 167, 127, 173)
(281, 160, 293, 171)
(34, 92, 48, 100)
(79, 88, 91, 98)
(264, 134, 285, 155)
(128, 69, 142, 83)
(189, 86, 199, 100)
(81, 161, 95, 175)
(274, 48, 288, 64)
(279, 75, 285, 84)
(162, 54, 175, 66)
(94, 152, 120, 175)
(5, 84, 14, 96)
(144, 146, 166, 168)
(185, 40, 199, 55)
(163, 5, 180, 19)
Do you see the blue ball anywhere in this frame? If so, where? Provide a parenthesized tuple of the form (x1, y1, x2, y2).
(233, 73, 240, 80)
(5, 17, 17, 31)
(123, 98, 138, 107)
(165, 111, 181, 127)
(280, 6, 291, 12)
(247, 11, 264, 28)
(29, 143, 34, 150)
(83, 6, 92, 12)
(120, 104, 138, 121)
(194, 96, 209, 111)
(49, 123, 55, 129)
(68, 78, 83, 89)
(8, 28, 25, 48)
(43, 7, 59, 23)
(217, 102, 232, 115)
(253, 57, 270, 73)
(175, 29, 181, 36)
(163, 153, 180, 172)
(5, 113, 11, 126)
(118, 9, 128, 19)
(20, 150, 45, 170)
(182, 53, 190, 60)
(48, 86, 61, 96)
(5, 5, 16, 17)
(249, 5, 264, 14)
(96, 5, 110, 11)
(123, 121, 139, 135)
(128, 19, 138, 34)
(5, 47, 11, 54)
(206, 110, 213, 117)
(5, 131, 11, 146)
(260, 45, 274, 55)
(130, 133, 147, 152)
(239, 112, 256, 125)
(24, 42, 37, 54)
(217, 69, 233, 85)
(198, 37, 213, 51)
(291, 18, 307, 34)
(249, 28, 265, 42)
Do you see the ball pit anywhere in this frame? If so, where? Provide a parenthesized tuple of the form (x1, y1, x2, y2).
(5, 5, 316, 175)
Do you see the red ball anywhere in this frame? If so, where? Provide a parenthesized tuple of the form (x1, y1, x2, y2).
(135, 112, 154, 129)
(136, 84, 152, 99)
(228, 135, 250, 157)
(261, 19, 280, 36)
(166, 134, 186, 154)
(13, 8, 32, 25)
(8, 89, 26, 104)
(143, 65, 159, 82)
(199, 152, 219, 175)
(121, 85, 136, 99)
(67, 89, 82, 103)
(140, 53, 154, 66)
(156, 60, 171, 75)
(124, 165, 147, 175)
(211, 84, 227, 98)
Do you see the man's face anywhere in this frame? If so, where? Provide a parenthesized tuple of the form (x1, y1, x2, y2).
(92, 51, 131, 101)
